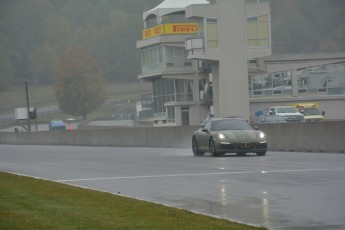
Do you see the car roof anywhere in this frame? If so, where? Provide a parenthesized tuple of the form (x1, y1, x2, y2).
(208, 117, 246, 122)
(271, 105, 293, 108)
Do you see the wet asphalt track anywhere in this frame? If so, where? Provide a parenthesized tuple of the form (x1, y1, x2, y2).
(0, 145, 344, 230)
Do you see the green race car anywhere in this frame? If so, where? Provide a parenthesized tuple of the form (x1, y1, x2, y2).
(192, 117, 267, 157)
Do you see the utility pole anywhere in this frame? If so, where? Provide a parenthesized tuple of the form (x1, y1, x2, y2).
(25, 81, 31, 132)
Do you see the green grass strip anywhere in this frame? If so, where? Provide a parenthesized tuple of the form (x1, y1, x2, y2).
(0, 171, 266, 230)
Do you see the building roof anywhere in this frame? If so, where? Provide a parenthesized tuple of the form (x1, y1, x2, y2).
(143, 0, 209, 21)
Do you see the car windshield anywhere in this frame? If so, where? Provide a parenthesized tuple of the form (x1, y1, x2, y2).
(299, 108, 321, 115)
(52, 120, 64, 125)
(276, 107, 298, 113)
(211, 119, 253, 131)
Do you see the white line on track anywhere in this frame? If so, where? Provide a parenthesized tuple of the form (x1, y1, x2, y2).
(56, 167, 345, 182)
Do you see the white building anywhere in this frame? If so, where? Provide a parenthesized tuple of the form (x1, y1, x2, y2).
(137, 0, 345, 126)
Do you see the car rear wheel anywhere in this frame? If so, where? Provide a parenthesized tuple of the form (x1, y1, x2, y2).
(209, 139, 218, 157)
(256, 151, 266, 156)
(192, 137, 204, 156)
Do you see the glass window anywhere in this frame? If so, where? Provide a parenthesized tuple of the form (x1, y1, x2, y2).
(167, 106, 175, 123)
(250, 62, 345, 98)
(247, 17, 258, 46)
(175, 79, 193, 102)
(297, 62, 345, 95)
(161, 12, 195, 24)
(258, 15, 269, 46)
(211, 119, 252, 131)
(197, 19, 204, 36)
(181, 106, 190, 126)
(152, 79, 194, 116)
(250, 71, 291, 97)
(206, 18, 218, 48)
(141, 46, 163, 73)
(152, 78, 176, 114)
(203, 121, 211, 131)
(247, 15, 270, 47)
(165, 46, 190, 68)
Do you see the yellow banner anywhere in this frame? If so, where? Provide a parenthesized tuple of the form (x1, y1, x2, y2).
(143, 23, 197, 39)
(143, 24, 163, 39)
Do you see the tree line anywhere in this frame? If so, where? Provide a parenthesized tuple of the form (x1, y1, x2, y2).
(0, 0, 161, 91)
(1, 0, 344, 92)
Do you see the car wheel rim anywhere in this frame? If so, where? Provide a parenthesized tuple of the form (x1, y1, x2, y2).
(192, 140, 196, 154)
(210, 141, 215, 155)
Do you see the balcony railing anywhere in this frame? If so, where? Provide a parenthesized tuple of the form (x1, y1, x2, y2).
(185, 36, 204, 52)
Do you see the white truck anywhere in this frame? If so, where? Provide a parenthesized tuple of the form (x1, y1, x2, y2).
(267, 106, 304, 122)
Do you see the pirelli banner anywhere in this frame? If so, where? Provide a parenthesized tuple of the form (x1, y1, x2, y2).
(143, 23, 197, 39)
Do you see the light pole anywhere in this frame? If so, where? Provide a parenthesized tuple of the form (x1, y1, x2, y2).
(25, 81, 31, 132)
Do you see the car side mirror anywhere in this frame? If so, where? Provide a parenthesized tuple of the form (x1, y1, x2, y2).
(202, 127, 208, 132)
(254, 126, 259, 130)
(322, 111, 325, 116)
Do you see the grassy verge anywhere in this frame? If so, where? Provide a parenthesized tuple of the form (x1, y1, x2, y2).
(0, 85, 57, 114)
(0, 172, 266, 230)
(0, 81, 152, 121)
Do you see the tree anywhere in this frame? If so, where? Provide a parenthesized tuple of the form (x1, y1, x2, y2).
(54, 46, 106, 120)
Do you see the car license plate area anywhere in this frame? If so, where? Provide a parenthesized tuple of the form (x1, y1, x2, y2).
(241, 142, 251, 148)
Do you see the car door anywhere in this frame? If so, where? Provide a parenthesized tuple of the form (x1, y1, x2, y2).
(197, 121, 212, 151)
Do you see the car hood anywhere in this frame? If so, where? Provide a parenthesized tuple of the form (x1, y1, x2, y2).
(304, 115, 323, 119)
(215, 130, 262, 140)
(277, 113, 302, 116)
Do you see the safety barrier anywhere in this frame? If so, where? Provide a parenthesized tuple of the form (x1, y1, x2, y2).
(0, 121, 344, 153)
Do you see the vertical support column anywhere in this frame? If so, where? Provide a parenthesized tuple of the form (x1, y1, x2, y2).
(217, 0, 250, 120)
(212, 63, 220, 117)
(291, 69, 298, 97)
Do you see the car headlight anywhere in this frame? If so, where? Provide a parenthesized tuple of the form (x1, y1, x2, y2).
(217, 133, 225, 139)
(259, 132, 265, 139)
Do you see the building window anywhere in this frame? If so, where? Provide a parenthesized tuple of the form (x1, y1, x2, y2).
(250, 62, 345, 97)
(153, 78, 173, 114)
(152, 78, 194, 115)
(206, 18, 218, 48)
(141, 45, 163, 73)
(166, 46, 191, 68)
(250, 71, 291, 97)
(297, 62, 345, 95)
(167, 106, 175, 123)
(161, 12, 195, 24)
(145, 15, 157, 29)
(181, 106, 190, 126)
(175, 79, 193, 102)
(197, 19, 204, 36)
(247, 15, 270, 47)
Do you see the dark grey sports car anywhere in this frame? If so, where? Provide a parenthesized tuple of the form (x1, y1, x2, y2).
(192, 117, 267, 157)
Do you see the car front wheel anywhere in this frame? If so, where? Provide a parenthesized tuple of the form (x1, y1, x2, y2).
(192, 137, 204, 156)
(256, 151, 266, 156)
(209, 139, 218, 157)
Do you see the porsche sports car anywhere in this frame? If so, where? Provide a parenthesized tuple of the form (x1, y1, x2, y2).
(192, 117, 267, 157)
